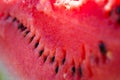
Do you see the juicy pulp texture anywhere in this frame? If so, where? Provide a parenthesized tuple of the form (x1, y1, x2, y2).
(0, 0, 120, 80)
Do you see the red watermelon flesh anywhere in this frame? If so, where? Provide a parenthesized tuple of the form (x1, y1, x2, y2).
(0, 0, 120, 80)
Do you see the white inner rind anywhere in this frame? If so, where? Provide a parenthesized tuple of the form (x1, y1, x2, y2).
(54, 0, 115, 11)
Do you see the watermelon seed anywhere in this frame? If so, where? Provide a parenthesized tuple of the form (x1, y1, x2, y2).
(25, 30, 30, 34)
(62, 58, 65, 65)
(98, 41, 108, 63)
(99, 41, 107, 55)
(78, 66, 82, 77)
(18, 23, 27, 31)
(29, 35, 35, 43)
(71, 66, 76, 74)
(22, 27, 27, 31)
(18, 23, 23, 29)
(51, 56, 55, 63)
(24, 30, 30, 37)
(34, 41, 39, 49)
(39, 49, 44, 57)
(44, 56, 48, 63)
(116, 6, 120, 14)
(55, 65, 59, 74)
(62, 49, 66, 65)
(12, 17, 17, 22)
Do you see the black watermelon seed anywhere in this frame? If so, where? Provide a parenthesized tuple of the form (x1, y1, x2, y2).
(79, 66, 82, 77)
(44, 56, 47, 63)
(71, 66, 76, 73)
(29, 35, 35, 43)
(55, 65, 59, 74)
(12, 17, 17, 22)
(51, 56, 55, 63)
(24, 30, 30, 37)
(39, 49, 44, 57)
(18, 23, 26, 31)
(18, 24, 22, 29)
(18, 23, 23, 29)
(62, 58, 65, 65)
(21, 27, 27, 31)
(99, 41, 107, 55)
(116, 6, 120, 14)
(25, 30, 30, 34)
(62, 58, 65, 64)
(34, 41, 39, 49)
(22, 27, 27, 31)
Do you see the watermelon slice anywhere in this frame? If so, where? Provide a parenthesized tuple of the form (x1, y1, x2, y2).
(0, 0, 120, 80)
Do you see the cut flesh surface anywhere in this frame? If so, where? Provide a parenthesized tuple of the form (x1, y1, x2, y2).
(0, 0, 120, 80)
